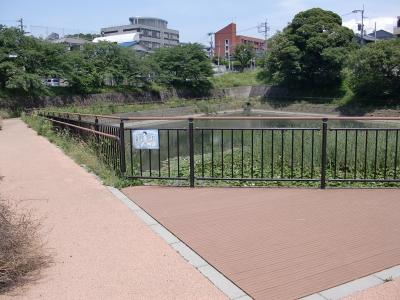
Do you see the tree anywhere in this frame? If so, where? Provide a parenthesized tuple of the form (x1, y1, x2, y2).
(0, 26, 152, 102)
(346, 39, 400, 100)
(234, 44, 255, 72)
(0, 27, 65, 98)
(258, 34, 302, 84)
(259, 8, 354, 89)
(62, 42, 150, 93)
(151, 43, 213, 95)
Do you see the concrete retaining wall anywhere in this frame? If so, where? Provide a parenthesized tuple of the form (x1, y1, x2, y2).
(1, 85, 288, 109)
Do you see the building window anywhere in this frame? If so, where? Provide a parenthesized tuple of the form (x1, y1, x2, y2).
(152, 31, 160, 38)
(225, 39, 229, 46)
(123, 28, 137, 32)
(104, 30, 118, 34)
(225, 45, 229, 51)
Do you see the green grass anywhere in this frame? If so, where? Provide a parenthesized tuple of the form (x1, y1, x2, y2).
(127, 127, 400, 188)
(39, 97, 252, 116)
(0, 109, 13, 130)
(22, 113, 138, 188)
(0, 110, 10, 119)
(210, 69, 262, 89)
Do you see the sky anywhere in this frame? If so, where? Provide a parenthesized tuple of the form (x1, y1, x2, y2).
(0, 0, 399, 43)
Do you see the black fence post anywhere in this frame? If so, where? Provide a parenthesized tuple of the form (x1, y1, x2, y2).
(119, 119, 126, 175)
(188, 118, 195, 187)
(77, 115, 82, 138)
(94, 116, 99, 144)
(320, 118, 328, 189)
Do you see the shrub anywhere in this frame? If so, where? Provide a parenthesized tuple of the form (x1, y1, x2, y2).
(0, 196, 50, 293)
(151, 43, 213, 96)
(346, 39, 400, 100)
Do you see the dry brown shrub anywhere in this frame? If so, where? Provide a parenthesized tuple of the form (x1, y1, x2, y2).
(0, 193, 51, 293)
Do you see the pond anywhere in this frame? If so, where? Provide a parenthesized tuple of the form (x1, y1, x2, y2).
(122, 109, 400, 186)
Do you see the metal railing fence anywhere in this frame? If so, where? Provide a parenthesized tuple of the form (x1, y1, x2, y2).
(38, 111, 400, 188)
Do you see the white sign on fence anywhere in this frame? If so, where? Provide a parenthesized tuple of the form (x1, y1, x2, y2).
(132, 130, 159, 150)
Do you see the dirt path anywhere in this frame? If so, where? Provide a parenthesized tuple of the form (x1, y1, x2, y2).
(0, 119, 225, 300)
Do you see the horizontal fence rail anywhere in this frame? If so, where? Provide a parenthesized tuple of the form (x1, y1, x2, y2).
(44, 117, 119, 140)
(37, 111, 400, 188)
(40, 112, 124, 173)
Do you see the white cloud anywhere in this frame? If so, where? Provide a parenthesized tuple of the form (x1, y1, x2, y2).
(343, 16, 397, 34)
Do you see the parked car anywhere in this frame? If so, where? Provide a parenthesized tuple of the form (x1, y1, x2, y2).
(42, 78, 69, 87)
(43, 78, 60, 87)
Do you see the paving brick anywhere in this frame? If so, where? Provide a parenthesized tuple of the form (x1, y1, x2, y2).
(319, 276, 383, 300)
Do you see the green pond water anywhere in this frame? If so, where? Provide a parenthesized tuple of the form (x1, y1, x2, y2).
(122, 110, 400, 180)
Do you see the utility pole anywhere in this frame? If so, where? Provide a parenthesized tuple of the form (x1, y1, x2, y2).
(228, 40, 231, 71)
(17, 18, 24, 33)
(207, 32, 214, 59)
(258, 19, 270, 50)
(215, 41, 220, 66)
(361, 5, 364, 45)
(352, 5, 365, 45)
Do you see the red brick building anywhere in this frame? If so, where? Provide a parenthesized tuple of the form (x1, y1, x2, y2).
(214, 23, 265, 58)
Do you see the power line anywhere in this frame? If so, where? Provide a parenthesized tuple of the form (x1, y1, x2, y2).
(237, 26, 258, 33)
(341, 12, 355, 17)
(0, 19, 19, 23)
(1, 18, 98, 37)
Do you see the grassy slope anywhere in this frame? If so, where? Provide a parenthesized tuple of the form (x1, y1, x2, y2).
(210, 70, 262, 89)
(40, 97, 252, 116)
(21, 113, 135, 188)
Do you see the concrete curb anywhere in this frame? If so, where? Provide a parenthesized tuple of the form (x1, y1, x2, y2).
(300, 265, 400, 300)
(107, 186, 252, 300)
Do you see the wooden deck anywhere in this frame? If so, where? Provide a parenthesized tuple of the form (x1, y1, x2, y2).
(122, 187, 400, 299)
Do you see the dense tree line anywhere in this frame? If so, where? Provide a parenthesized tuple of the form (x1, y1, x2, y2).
(258, 8, 400, 101)
(1, 6, 399, 108)
(0, 26, 212, 103)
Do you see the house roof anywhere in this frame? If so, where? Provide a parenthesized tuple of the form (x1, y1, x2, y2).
(367, 29, 394, 40)
(215, 23, 236, 35)
(93, 33, 140, 44)
(52, 37, 89, 45)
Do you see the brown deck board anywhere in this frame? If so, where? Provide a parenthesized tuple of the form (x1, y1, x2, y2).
(122, 187, 400, 299)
